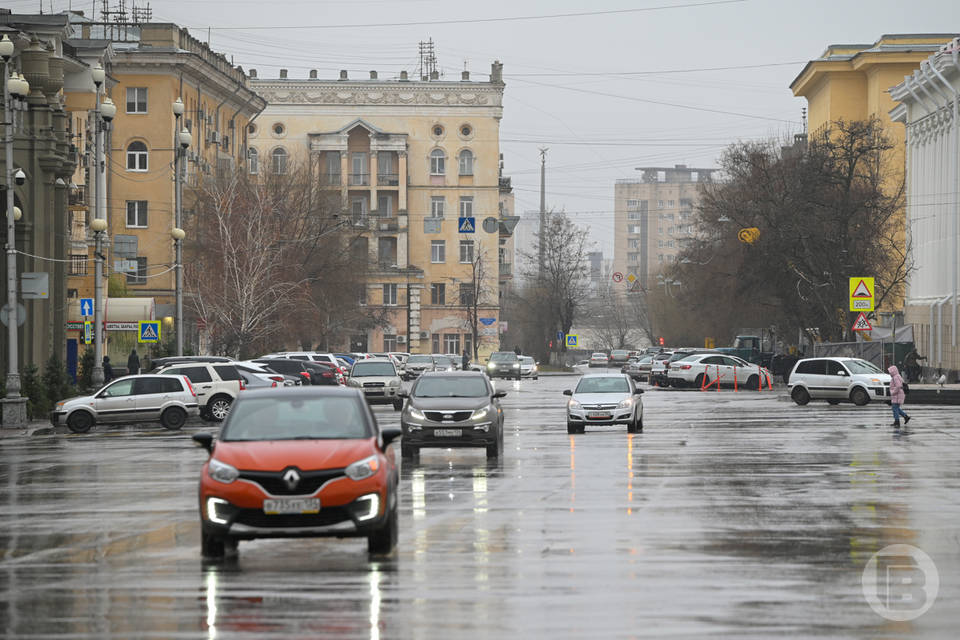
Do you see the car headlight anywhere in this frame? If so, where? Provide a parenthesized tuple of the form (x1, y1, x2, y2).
(487, 362, 496, 369)
(55, 400, 66, 410)
(208, 458, 239, 484)
(471, 407, 489, 421)
(347, 379, 361, 387)
(512, 363, 520, 368)
(406, 405, 426, 421)
(568, 400, 582, 411)
(389, 378, 401, 387)
(617, 398, 633, 409)
(345, 455, 380, 481)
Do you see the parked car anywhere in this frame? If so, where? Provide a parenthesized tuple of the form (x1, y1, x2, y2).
(238, 372, 277, 389)
(404, 354, 438, 380)
(347, 358, 404, 410)
(486, 351, 522, 379)
(609, 349, 632, 367)
(563, 373, 644, 434)
(234, 361, 300, 387)
(432, 354, 458, 372)
(621, 356, 650, 381)
(787, 357, 891, 406)
(192, 387, 402, 558)
(519, 355, 539, 379)
(650, 349, 718, 387)
(148, 355, 234, 372)
(667, 353, 771, 389)
(50, 374, 200, 433)
(252, 358, 336, 387)
(588, 352, 610, 368)
(155, 363, 244, 421)
(398, 371, 506, 459)
(387, 352, 410, 367)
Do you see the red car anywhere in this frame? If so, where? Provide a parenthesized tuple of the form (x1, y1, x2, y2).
(193, 387, 401, 558)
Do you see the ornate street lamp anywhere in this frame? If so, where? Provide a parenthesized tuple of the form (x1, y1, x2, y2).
(90, 65, 115, 387)
(173, 96, 191, 355)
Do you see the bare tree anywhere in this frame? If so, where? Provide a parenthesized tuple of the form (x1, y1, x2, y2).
(454, 245, 495, 360)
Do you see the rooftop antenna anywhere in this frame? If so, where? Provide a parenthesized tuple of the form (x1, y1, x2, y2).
(130, 1, 153, 24)
(418, 38, 438, 80)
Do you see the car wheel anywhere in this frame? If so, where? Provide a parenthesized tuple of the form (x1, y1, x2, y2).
(208, 395, 233, 421)
(367, 502, 398, 555)
(827, 399, 841, 405)
(160, 407, 187, 430)
(400, 443, 418, 459)
(746, 375, 759, 390)
(791, 386, 811, 406)
(566, 421, 578, 434)
(201, 531, 225, 559)
(66, 410, 94, 434)
(627, 417, 639, 434)
(486, 433, 503, 459)
(850, 387, 870, 407)
(392, 399, 403, 411)
(694, 373, 707, 389)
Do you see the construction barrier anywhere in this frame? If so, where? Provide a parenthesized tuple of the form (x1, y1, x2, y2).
(698, 364, 774, 392)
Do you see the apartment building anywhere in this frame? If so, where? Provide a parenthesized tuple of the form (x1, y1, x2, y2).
(248, 63, 509, 357)
(613, 165, 715, 292)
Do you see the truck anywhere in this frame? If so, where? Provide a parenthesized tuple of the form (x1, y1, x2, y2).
(715, 335, 774, 368)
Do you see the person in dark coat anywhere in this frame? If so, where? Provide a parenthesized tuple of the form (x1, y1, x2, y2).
(461, 349, 470, 370)
(127, 348, 141, 375)
(102, 356, 114, 383)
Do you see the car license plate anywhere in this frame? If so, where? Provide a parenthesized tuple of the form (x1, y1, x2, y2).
(434, 428, 462, 437)
(263, 498, 320, 514)
(587, 411, 611, 419)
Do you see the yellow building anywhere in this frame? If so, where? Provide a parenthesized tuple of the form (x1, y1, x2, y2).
(248, 63, 509, 357)
(64, 20, 264, 359)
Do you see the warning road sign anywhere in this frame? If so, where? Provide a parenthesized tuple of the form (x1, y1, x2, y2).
(849, 277, 875, 312)
(852, 312, 873, 332)
(138, 320, 161, 343)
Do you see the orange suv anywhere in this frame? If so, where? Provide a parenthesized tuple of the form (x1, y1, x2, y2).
(193, 387, 402, 558)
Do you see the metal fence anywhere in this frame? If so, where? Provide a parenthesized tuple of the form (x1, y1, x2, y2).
(812, 340, 888, 368)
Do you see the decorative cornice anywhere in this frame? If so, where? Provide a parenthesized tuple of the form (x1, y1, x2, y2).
(251, 81, 503, 108)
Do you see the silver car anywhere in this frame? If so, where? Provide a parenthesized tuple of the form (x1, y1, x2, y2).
(787, 357, 891, 406)
(347, 358, 404, 409)
(50, 374, 200, 433)
(563, 373, 644, 434)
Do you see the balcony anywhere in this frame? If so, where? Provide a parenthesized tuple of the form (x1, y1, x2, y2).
(377, 173, 400, 186)
(321, 174, 342, 186)
(349, 173, 370, 186)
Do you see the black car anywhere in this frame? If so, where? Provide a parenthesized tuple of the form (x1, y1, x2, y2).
(399, 371, 506, 459)
(485, 351, 522, 379)
(253, 358, 339, 386)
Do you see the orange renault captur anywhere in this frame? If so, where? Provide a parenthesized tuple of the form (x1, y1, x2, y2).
(192, 386, 402, 558)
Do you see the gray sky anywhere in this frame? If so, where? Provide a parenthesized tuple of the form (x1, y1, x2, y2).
(22, 0, 960, 252)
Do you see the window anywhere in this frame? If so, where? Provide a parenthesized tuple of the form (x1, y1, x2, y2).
(359, 285, 367, 306)
(350, 152, 368, 185)
(69, 254, 87, 276)
(247, 123, 257, 135)
(430, 149, 445, 175)
(127, 257, 147, 285)
(658, 240, 664, 248)
(668, 226, 675, 234)
(657, 200, 664, 209)
(627, 252, 639, 263)
(459, 240, 474, 263)
(460, 124, 472, 137)
(459, 196, 473, 218)
(377, 194, 392, 216)
(350, 197, 367, 223)
(628, 225, 641, 234)
(458, 149, 474, 175)
(126, 201, 147, 227)
(431, 282, 446, 305)
(628, 239, 639, 249)
(432, 334, 442, 353)
(430, 196, 445, 218)
(247, 148, 258, 174)
(272, 148, 288, 174)
(126, 141, 148, 171)
(658, 254, 664, 263)
(126, 87, 147, 113)
(431, 240, 445, 263)
(796, 360, 826, 375)
(668, 200, 675, 208)
(459, 283, 475, 306)
(272, 123, 285, 136)
(325, 151, 341, 184)
(627, 211, 642, 220)
(382, 283, 398, 306)
(432, 124, 444, 137)
(114, 234, 137, 258)
(626, 199, 639, 209)
(383, 335, 397, 352)
(444, 333, 460, 353)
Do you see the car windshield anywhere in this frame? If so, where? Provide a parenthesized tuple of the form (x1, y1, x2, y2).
(351, 362, 396, 377)
(845, 359, 883, 375)
(520, 356, 534, 364)
(575, 377, 630, 394)
(221, 396, 370, 441)
(413, 376, 490, 398)
(408, 355, 433, 364)
(490, 352, 516, 361)
(638, 356, 652, 364)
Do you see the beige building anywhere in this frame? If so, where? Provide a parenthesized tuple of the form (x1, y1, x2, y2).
(613, 165, 716, 293)
(248, 64, 509, 357)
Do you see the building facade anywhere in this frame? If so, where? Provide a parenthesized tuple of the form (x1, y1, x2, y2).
(248, 64, 508, 357)
(612, 165, 715, 293)
(890, 37, 960, 379)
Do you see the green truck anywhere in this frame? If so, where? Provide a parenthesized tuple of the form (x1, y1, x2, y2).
(715, 335, 774, 368)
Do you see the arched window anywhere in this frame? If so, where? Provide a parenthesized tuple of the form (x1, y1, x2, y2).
(126, 141, 148, 171)
(272, 148, 287, 175)
(458, 149, 474, 176)
(248, 148, 259, 174)
(430, 148, 445, 175)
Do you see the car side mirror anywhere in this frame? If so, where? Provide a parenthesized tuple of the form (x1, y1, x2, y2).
(381, 426, 402, 449)
(562, 389, 573, 396)
(633, 388, 645, 395)
(493, 390, 507, 398)
(192, 433, 214, 454)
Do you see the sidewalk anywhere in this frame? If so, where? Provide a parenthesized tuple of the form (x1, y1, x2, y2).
(0, 418, 59, 438)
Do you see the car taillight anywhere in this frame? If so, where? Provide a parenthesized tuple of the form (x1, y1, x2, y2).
(239, 379, 246, 391)
(269, 376, 284, 382)
(322, 371, 333, 378)
(271, 381, 278, 387)
(302, 372, 311, 378)
(680, 364, 692, 370)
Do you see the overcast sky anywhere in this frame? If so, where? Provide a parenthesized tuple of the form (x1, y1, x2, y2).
(17, 0, 960, 253)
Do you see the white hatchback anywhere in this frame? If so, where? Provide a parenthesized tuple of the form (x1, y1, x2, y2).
(563, 373, 644, 434)
(787, 357, 890, 406)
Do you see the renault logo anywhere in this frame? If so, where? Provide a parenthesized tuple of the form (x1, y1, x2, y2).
(282, 469, 301, 490)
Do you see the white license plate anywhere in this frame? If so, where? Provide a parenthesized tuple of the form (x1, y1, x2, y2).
(434, 428, 462, 437)
(587, 411, 611, 419)
(263, 498, 320, 514)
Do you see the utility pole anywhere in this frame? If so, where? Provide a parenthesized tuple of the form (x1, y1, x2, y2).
(538, 147, 547, 277)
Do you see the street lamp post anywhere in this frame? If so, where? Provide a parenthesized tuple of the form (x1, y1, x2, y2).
(172, 98, 190, 356)
(90, 63, 115, 387)
(1, 35, 30, 427)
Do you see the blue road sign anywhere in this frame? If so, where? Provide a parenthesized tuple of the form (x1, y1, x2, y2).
(566, 334, 579, 347)
(479, 317, 496, 326)
(80, 298, 93, 317)
(83, 321, 92, 344)
(458, 216, 476, 233)
(138, 320, 161, 343)
(556, 331, 564, 341)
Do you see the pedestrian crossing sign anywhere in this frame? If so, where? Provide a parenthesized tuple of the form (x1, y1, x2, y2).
(565, 334, 578, 347)
(852, 312, 872, 332)
(458, 216, 476, 233)
(138, 320, 161, 343)
(83, 321, 92, 344)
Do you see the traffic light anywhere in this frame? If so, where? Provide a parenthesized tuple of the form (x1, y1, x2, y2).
(548, 340, 553, 349)
(658, 336, 665, 346)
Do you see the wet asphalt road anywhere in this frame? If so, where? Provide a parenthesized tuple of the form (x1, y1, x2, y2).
(1, 373, 959, 639)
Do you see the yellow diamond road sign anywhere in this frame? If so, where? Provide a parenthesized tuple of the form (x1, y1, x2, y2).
(849, 277, 874, 312)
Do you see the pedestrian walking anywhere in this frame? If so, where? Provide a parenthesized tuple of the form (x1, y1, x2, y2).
(904, 348, 925, 383)
(127, 348, 141, 376)
(461, 349, 470, 370)
(102, 355, 114, 383)
(888, 365, 911, 428)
